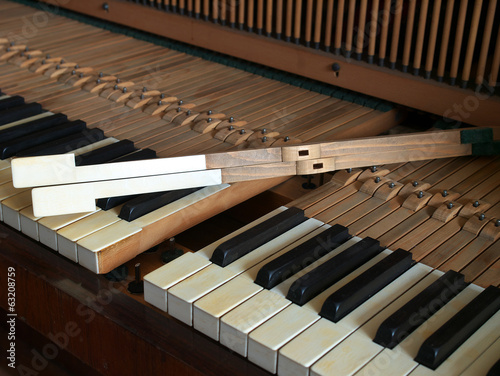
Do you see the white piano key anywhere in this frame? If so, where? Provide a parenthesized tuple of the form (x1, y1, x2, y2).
(248, 304, 320, 373)
(144, 252, 212, 311)
(77, 184, 229, 274)
(14, 138, 119, 240)
(409, 308, 500, 376)
(0, 182, 29, 222)
(355, 284, 483, 376)
(193, 225, 332, 343)
(38, 210, 97, 250)
(193, 276, 263, 341)
(310, 265, 437, 376)
(278, 253, 429, 376)
(167, 218, 322, 325)
(219, 289, 290, 356)
(460, 336, 500, 376)
(245, 236, 362, 373)
(12, 153, 208, 188)
(31, 168, 223, 217)
(143, 207, 287, 310)
(77, 220, 142, 274)
(1, 190, 31, 230)
(57, 208, 122, 261)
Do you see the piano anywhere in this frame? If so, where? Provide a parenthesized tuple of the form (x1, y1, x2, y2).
(0, 0, 499, 375)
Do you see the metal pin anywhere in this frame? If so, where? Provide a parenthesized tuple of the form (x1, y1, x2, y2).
(262, 136, 268, 142)
(127, 263, 144, 294)
(413, 181, 419, 187)
(417, 191, 424, 199)
(347, 168, 352, 173)
(240, 129, 245, 134)
(447, 202, 454, 209)
(389, 182, 395, 188)
(375, 177, 381, 183)
(229, 116, 234, 123)
(442, 190, 448, 197)
(479, 213, 485, 220)
(473, 201, 480, 207)
(371, 166, 377, 172)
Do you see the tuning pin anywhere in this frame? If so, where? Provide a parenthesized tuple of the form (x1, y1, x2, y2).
(447, 202, 454, 209)
(417, 191, 424, 199)
(371, 166, 377, 173)
(473, 200, 480, 207)
(412, 181, 419, 187)
(375, 177, 381, 183)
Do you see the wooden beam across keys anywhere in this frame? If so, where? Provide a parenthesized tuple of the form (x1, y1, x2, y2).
(11, 128, 497, 217)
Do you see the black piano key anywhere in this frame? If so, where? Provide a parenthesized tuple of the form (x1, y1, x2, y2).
(287, 237, 384, 306)
(210, 207, 307, 267)
(16, 128, 105, 157)
(96, 148, 157, 210)
(0, 95, 24, 111)
(254, 224, 350, 290)
(0, 103, 43, 126)
(373, 270, 468, 349)
(0, 113, 68, 143)
(320, 249, 414, 323)
(118, 187, 202, 221)
(75, 139, 136, 166)
(488, 358, 500, 376)
(0, 120, 86, 159)
(415, 285, 500, 370)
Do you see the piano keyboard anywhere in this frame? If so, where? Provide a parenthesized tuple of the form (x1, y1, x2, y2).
(143, 151, 499, 375)
(144, 205, 499, 376)
(0, 95, 240, 274)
